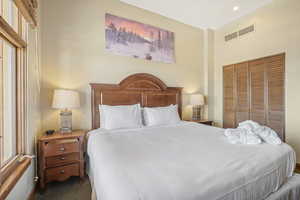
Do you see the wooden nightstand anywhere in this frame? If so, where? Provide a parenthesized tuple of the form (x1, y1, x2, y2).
(187, 120, 214, 126)
(38, 130, 87, 189)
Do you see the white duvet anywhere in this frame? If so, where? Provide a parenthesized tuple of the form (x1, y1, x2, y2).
(87, 122, 296, 200)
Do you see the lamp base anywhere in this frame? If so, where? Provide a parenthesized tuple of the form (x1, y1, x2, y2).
(192, 105, 202, 121)
(60, 110, 72, 133)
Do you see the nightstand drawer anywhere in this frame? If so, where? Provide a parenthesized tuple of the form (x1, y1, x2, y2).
(45, 163, 80, 183)
(46, 153, 80, 168)
(44, 139, 80, 157)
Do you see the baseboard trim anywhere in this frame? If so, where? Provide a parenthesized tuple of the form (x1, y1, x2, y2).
(27, 183, 37, 200)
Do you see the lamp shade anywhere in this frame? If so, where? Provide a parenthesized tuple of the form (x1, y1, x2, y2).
(52, 89, 80, 109)
(190, 94, 205, 106)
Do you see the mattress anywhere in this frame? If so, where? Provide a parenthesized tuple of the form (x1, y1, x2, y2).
(87, 122, 296, 200)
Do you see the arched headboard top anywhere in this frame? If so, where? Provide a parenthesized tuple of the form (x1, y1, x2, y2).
(119, 73, 168, 91)
(90, 73, 183, 129)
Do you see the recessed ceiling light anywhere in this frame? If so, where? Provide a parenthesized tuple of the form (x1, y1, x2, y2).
(233, 6, 239, 11)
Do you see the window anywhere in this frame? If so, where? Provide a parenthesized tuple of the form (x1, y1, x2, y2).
(0, 24, 26, 189)
(3, 0, 19, 31)
(1, 39, 17, 167)
(0, 0, 37, 198)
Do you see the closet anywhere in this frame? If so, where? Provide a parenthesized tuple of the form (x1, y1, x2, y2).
(223, 53, 285, 140)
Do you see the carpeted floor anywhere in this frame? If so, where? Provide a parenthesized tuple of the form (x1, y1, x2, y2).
(36, 177, 91, 200)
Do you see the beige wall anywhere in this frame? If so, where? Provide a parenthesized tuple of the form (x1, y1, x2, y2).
(40, 0, 205, 132)
(213, 0, 300, 161)
(204, 29, 215, 120)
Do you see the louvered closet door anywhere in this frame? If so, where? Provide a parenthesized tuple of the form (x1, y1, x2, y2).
(223, 65, 236, 128)
(223, 54, 285, 140)
(249, 58, 267, 125)
(235, 63, 250, 125)
(265, 54, 285, 139)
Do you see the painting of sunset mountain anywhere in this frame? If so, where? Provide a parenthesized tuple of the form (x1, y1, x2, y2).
(105, 13, 175, 63)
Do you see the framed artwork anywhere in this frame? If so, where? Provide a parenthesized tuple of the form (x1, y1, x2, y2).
(105, 13, 175, 63)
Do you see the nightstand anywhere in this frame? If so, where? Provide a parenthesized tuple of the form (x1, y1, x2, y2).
(187, 120, 214, 126)
(38, 130, 87, 189)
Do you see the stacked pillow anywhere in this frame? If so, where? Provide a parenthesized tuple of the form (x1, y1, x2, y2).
(99, 104, 180, 130)
(143, 105, 180, 126)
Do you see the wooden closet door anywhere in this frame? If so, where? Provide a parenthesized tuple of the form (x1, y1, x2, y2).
(223, 65, 236, 128)
(235, 63, 249, 125)
(249, 58, 267, 125)
(223, 54, 285, 140)
(265, 54, 285, 140)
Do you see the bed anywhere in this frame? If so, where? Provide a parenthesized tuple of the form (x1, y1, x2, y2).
(87, 73, 299, 200)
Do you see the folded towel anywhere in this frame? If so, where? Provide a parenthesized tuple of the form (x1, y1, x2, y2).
(255, 126, 282, 145)
(225, 120, 282, 145)
(238, 120, 261, 131)
(224, 129, 241, 144)
(241, 130, 263, 145)
(224, 128, 262, 145)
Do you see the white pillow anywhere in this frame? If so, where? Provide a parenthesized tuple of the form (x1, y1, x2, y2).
(143, 105, 180, 126)
(99, 104, 142, 130)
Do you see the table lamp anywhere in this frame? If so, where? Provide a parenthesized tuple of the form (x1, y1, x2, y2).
(190, 94, 205, 120)
(52, 89, 80, 133)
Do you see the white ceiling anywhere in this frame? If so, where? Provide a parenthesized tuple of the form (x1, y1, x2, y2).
(120, 0, 273, 29)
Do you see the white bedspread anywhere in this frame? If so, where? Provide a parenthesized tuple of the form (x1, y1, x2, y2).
(87, 122, 296, 200)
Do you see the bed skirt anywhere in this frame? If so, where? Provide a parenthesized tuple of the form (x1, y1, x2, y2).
(86, 156, 97, 200)
(86, 147, 299, 200)
(88, 173, 300, 200)
(266, 173, 300, 200)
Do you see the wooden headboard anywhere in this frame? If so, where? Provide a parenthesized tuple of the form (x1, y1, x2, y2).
(90, 73, 183, 129)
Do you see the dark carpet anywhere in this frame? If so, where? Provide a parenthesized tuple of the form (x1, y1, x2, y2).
(36, 177, 91, 200)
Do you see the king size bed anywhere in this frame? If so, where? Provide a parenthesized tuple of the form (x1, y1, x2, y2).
(87, 73, 300, 200)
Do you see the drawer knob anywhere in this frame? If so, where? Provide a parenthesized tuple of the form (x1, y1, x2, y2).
(60, 157, 65, 160)
(60, 147, 65, 151)
(60, 170, 65, 174)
